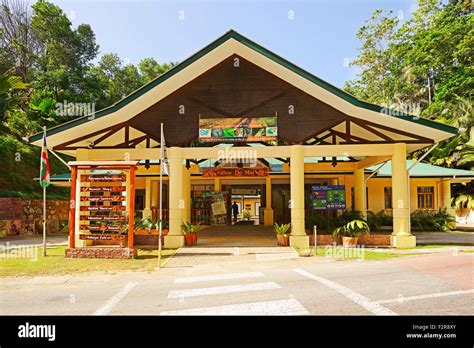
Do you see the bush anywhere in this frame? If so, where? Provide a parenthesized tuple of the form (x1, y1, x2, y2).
(305, 214, 336, 233)
(410, 208, 455, 232)
(367, 210, 393, 230)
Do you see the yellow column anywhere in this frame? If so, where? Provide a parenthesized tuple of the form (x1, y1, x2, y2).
(264, 176, 274, 226)
(142, 178, 152, 218)
(164, 147, 185, 248)
(390, 143, 416, 248)
(214, 177, 221, 192)
(151, 180, 159, 208)
(442, 179, 456, 217)
(182, 166, 191, 223)
(289, 145, 309, 248)
(354, 169, 367, 219)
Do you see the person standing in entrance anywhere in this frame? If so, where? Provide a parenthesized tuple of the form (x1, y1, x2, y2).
(232, 201, 239, 223)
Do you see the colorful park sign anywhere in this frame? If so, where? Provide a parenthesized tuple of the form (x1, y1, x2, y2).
(202, 167, 269, 177)
(199, 117, 277, 143)
(312, 185, 346, 210)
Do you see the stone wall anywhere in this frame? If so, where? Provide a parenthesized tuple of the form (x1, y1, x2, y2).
(0, 198, 69, 237)
(65, 247, 137, 259)
(308, 233, 390, 246)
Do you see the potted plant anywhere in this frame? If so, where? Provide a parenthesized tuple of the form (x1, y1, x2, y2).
(273, 223, 291, 246)
(332, 220, 370, 247)
(182, 221, 201, 246)
(134, 216, 155, 235)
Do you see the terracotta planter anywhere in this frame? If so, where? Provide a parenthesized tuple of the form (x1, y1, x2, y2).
(185, 233, 198, 246)
(342, 236, 359, 247)
(276, 234, 289, 246)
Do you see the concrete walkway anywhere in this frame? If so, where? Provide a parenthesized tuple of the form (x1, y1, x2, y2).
(0, 235, 68, 250)
(197, 225, 277, 247)
(413, 231, 474, 246)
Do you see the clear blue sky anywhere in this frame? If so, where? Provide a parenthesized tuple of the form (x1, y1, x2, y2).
(52, 0, 417, 88)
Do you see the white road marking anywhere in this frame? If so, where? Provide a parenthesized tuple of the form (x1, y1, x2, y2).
(293, 269, 397, 316)
(160, 298, 309, 315)
(375, 288, 474, 304)
(174, 272, 265, 284)
(93, 282, 137, 315)
(167, 282, 280, 299)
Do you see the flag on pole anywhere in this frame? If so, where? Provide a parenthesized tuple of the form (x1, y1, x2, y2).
(39, 129, 50, 188)
(160, 124, 169, 175)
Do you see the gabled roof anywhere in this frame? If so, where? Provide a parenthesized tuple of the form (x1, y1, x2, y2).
(29, 29, 457, 153)
(367, 160, 474, 178)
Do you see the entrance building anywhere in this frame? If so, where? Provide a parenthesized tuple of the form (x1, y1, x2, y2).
(29, 30, 461, 249)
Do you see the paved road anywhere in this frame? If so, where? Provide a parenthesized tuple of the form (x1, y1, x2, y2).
(1, 247, 472, 315)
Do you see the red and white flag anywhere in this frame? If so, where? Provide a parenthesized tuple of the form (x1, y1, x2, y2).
(39, 129, 50, 187)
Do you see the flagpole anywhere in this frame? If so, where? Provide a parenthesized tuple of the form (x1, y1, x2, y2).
(42, 127, 47, 257)
(42, 185, 47, 256)
(158, 123, 164, 268)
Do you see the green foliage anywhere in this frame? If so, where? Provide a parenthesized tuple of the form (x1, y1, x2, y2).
(410, 208, 456, 232)
(367, 210, 393, 230)
(452, 194, 474, 209)
(451, 182, 474, 210)
(333, 219, 370, 238)
(135, 216, 156, 232)
(273, 223, 291, 236)
(345, 0, 473, 169)
(0, 134, 71, 199)
(0, 0, 176, 198)
(305, 210, 367, 233)
(181, 221, 201, 234)
(305, 214, 335, 232)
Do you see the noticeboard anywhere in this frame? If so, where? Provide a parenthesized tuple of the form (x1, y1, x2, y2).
(312, 185, 346, 210)
(198, 117, 277, 143)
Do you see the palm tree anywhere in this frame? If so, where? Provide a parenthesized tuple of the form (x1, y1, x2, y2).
(0, 69, 30, 121)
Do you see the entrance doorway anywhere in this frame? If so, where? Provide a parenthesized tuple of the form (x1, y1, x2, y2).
(223, 184, 263, 226)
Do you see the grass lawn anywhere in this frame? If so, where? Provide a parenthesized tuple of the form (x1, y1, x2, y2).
(0, 246, 176, 277)
(295, 246, 410, 261)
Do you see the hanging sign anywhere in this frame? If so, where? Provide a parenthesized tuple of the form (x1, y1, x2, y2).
(312, 185, 346, 210)
(202, 167, 268, 177)
(80, 174, 126, 182)
(199, 117, 277, 143)
(80, 196, 126, 202)
(80, 206, 126, 212)
(81, 186, 126, 192)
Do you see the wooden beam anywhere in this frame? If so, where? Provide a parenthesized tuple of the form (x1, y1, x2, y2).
(234, 91, 286, 117)
(350, 118, 394, 142)
(347, 116, 434, 143)
(53, 123, 120, 150)
(93, 123, 126, 146)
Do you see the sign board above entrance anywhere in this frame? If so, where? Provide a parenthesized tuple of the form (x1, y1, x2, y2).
(199, 117, 277, 143)
(312, 185, 346, 210)
(202, 167, 269, 177)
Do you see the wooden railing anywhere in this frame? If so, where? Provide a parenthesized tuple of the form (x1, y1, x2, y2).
(151, 207, 169, 221)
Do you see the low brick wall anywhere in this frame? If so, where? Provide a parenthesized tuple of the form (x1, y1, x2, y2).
(65, 247, 137, 259)
(308, 233, 390, 246)
(0, 198, 68, 237)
